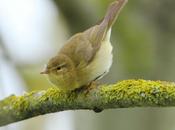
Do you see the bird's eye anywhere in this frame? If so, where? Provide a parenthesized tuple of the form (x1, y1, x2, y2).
(55, 63, 66, 72)
(56, 66, 61, 70)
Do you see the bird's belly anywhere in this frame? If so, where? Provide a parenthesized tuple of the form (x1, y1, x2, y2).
(87, 40, 113, 82)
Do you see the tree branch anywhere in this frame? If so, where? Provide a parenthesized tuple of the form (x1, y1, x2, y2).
(1, 79, 175, 126)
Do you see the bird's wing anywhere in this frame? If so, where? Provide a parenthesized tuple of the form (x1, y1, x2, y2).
(59, 25, 102, 68)
(59, 0, 127, 68)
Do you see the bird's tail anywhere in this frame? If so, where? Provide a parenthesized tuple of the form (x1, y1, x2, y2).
(101, 0, 127, 30)
(85, 0, 127, 47)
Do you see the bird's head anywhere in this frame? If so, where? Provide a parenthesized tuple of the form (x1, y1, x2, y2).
(41, 54, 78, 90)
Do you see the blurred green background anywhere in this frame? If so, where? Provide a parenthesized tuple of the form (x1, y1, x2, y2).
(0, 0, 175, 130)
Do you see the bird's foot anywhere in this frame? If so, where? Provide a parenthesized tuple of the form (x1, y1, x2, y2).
(72, 85, 87, 94)
(84, 81, 101, 94)
(72, 81, 101, 94)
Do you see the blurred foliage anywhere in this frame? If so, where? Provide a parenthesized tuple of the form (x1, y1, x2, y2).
(54, 0, 98, 34)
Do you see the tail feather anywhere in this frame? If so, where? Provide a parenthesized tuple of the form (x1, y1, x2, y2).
(102, 0, 127, 30)
(86, 0, 127, 48)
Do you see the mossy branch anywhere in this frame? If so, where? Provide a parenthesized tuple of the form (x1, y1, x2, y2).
(1, 79, 175, 126)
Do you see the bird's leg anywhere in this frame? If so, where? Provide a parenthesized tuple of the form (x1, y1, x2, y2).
(72, 85, 88, 93)
(72, 71, 106, 94)
(71, 80, 101, 94)
(84, 71, 107, 92)
(84, 80, 101, 94)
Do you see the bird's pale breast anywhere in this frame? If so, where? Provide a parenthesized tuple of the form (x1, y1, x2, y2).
(86, 28, 113, 82)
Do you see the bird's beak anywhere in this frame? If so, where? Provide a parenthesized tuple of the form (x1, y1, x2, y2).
(40, 69, 49, 74)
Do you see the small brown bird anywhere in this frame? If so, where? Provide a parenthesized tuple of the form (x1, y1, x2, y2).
(41, 0, 127, 90)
